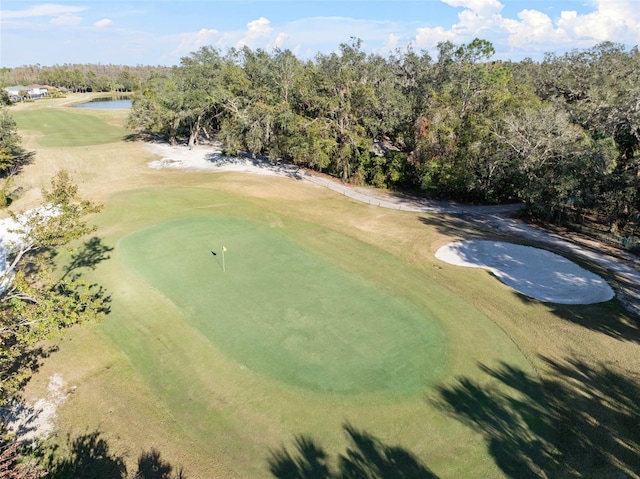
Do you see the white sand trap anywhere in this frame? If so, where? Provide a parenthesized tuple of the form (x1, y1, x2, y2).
(435, 240, 614, 304)
(145, 142, 294, 176)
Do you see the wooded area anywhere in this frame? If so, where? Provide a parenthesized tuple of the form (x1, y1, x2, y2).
(127, 39, 640, 246)
(0, 64, 169, 93)
(2, 38, 639, 248)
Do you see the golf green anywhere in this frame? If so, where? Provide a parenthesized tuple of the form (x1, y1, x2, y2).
(119, 216, 448, 394)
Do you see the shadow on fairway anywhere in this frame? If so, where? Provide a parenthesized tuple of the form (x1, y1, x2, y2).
(433, 356, 640, 478)
(418, 214, 489, 239)
(2, 150, 36, 178)
(268, 423, 439, 478)
(521, 291, 640, 344)
(42, 430, 186, 478)
(61, 236, 114, 280)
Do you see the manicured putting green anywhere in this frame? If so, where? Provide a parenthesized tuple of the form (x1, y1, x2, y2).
(119, 216, 448, 394)
(12, 109, 128, 147)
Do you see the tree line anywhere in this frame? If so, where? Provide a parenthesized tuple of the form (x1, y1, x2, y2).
(124, 39, 640, 246)
(0, 64, 170, 93)
(2, 39, 638, 244)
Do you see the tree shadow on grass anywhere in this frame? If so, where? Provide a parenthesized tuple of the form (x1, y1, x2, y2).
(135, 448, 187, 479)
(2, 150, 36, 178)
(433, 356, 640, 478)
(45, 431, 127, 479)
(533, 294, 640, 344)
(418, 214, 489, 240)
(54, 236, 113, 316)
(60, 236, 114, 281)
(268, 423, 439, 478)
(519, 279, 640, 345)
(43, 431, 187, 479)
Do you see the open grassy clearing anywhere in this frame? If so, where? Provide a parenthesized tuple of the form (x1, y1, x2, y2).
(12, 108, 129, 147)
(12, 95, 640, 478)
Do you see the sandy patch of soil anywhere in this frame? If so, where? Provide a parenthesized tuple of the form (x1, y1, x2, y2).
(2, 374, 70, 441)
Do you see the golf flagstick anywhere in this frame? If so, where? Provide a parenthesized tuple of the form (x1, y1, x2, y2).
(222, 245, 227, 272)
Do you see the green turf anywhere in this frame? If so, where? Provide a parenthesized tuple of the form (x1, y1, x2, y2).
(49, 185, 536, 477)
(12, 109, 129, 147)
(21, 100, 628, 478)
(119, 216, 448, 394)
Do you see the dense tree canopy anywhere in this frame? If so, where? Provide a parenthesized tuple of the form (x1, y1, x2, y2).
(0, 169, 110, 475)
(125, 39, 640, 245)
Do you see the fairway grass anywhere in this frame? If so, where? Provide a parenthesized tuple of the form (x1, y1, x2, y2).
(53, 186, 532, 477)
(12, 108, 129, 147)
(13, 98, 640, 478)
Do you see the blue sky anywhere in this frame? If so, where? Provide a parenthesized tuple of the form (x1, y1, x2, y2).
(1, 1, 639, 67)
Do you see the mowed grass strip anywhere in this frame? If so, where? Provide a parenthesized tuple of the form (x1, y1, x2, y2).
(119, 216, 448, 395)
(12, 109, 129, 147)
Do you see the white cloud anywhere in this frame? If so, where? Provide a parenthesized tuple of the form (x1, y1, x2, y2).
(442, 0, 504, 17)
(557, 0, 640, 43)
(94, 18, 113, 28)
(413, 0, 640, 60)
(500, 0, 640, 52)
(387, 33, 399, 50)
(415, 0, 505, 49)
(415, 25, 461, 47)
(455, 8, 502, 34)
(172, 28, 222, 56)
(172, 17, 290, 56)
(503, 9, 561, 48)
(236, 17, 273, 49)
(0, 3, 86, 20)
(50, 14, 82, 26)
(270, 32, 289, 50)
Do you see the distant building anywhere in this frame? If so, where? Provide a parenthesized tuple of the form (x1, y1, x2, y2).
(3, 85, 50, 101)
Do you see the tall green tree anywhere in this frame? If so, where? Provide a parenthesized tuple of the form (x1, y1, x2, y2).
(175, 47, 229, 148)
(0, 171, 108, 400)
(313, 39, 377, 181)
(414, 39, 521, 202)
(496, 103, 615, 221)
(0, 107, 27, 176)
(537, 42, 640, 233)
(129, 47, 229, 147)
(127, 76, 182, 143)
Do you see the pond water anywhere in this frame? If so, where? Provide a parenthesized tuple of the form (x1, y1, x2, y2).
(74, 98, 132, 109)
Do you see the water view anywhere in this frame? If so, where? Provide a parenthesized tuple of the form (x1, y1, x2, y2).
(74, 97, 132, 109)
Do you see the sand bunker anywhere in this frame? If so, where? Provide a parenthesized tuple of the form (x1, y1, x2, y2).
(145, 142, 297, 176)
(435, 240, 614, 304)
